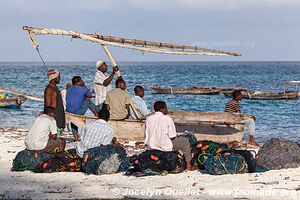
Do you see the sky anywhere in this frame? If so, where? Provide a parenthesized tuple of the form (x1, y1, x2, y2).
(0, 0, 300, 62)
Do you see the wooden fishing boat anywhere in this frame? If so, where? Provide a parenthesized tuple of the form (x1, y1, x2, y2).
(23, 26, 243, 143)
(223, 91, 299, 100)
(65, 110, 247, 143)
(0, 88, 44, 101)
(192, 86, 247, 92)
(0, 94, 26, 108)
(0, 88, 43, 108)
(149, 86, 221, 95)
(150, 85, 247, 95)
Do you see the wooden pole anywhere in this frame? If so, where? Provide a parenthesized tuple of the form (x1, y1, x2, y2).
(100, 45, 143, 120)
(101, 45, 121, 77)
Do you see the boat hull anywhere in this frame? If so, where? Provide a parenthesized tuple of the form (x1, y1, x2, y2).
(0, 97, 26, 108)
(223, 91, 299, 100)
(150, 86, 220, 95)
(65, 110, 246, 143)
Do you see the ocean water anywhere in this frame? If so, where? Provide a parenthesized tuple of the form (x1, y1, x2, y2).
(0, 61, 300, 143)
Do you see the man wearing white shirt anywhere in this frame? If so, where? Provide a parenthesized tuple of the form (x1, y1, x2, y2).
(144, 101, 193, 170)
(25, 106, 66, 153)
(130, 85, 150, 119)
(93, 60, 119, 110)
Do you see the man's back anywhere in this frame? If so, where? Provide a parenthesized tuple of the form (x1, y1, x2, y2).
(25, 114, 57, 150)
(76, 119, 114, 157)
(105, 88, 131, 120)
(66, 85, 92, 114)
(130, 95, 150, 119)
(144, 112, 177, 151)
(225, 99, 241, 113)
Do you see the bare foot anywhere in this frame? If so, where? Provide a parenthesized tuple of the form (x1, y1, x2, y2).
(186, 162, 198, 171)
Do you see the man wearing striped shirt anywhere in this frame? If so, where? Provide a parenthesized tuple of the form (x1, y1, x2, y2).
(225, 90, 259, 147)
(76, 109, 115, 158)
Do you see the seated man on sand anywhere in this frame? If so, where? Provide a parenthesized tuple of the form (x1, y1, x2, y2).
(144, 101, 194, 171)
(25, 106, 66, 153)
(66, 76, 98, 140)
(225, 90, 259, 147)
(105, 79, 131, 120)
(76, 109, 115, 158)
(129, 85, 150, 119)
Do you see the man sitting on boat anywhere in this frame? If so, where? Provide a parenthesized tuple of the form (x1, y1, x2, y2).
(93, 60, 119, 111)
(225, 90, 259, 147)
(76, 109, 115, 158)
(105, 79, 131, 120)
(144, 101, 194, 171)
(25, 106, 66, 153)
(66, 76, 98, 140)
(129, 85, 150, 119)
(44, 69, 65, 135)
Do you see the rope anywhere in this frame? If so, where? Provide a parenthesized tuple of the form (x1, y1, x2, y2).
(36, 47, 48, 71)
(28, 31, 48, 71)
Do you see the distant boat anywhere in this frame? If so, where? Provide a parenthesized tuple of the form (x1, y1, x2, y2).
(149, 86, 221, 95)
(149, 86, 246, 95)
(223, 91, 299, 100)
(0, 93, 26, 108)
(0, 88, 43, 108)
(223, 81, 300, 100)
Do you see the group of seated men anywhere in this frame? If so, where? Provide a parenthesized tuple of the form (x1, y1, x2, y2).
(24, 61, 259, 171)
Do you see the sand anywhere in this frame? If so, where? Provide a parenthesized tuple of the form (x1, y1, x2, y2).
(0, 127, 299, 200)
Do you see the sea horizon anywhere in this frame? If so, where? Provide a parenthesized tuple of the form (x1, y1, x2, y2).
(1, 61, 300, 143)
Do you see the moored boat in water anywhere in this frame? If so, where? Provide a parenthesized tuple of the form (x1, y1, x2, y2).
(149, 86, 221, 95)
(223, 91, 299, 100)
(149, 86, 247, 95)
(0, 88, 43, 108)
(0, 93, 26, 108)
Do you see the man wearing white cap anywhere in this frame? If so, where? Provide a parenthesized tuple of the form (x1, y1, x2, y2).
(93, 60, 119, 110)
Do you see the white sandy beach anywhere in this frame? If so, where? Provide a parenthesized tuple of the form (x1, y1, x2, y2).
(0, 127, 299, 200)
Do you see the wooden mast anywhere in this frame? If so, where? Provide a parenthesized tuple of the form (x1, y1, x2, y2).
(23, 26, 241, 56)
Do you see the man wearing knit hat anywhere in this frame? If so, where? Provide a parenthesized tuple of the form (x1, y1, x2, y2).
(93, 60, 119, 111)
(44, 69, 65, 135)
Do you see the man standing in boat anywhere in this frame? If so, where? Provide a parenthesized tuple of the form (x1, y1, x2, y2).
(225, 90, 259, 147)
(44, 69, 65, 135)
(93, 60, 119, 111)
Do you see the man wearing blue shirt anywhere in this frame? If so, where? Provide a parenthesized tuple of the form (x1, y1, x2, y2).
(129, 85, 150, 119)
(66, 76, 98, 140)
